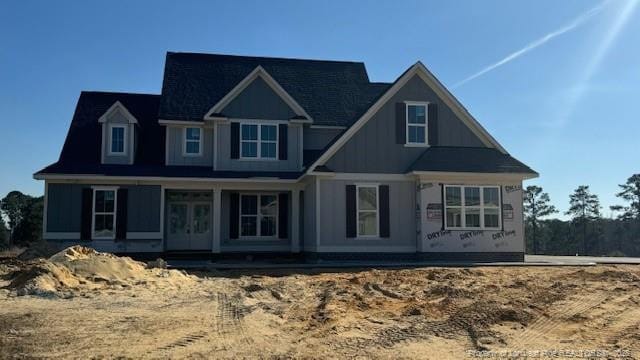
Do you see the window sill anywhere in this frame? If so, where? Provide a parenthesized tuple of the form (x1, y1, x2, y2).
(238, 158, 279, 162)
(404, 143, 430, 148)
(238, 236, 281, 241)
(183, 153, 203, 157)
(107, 152, 127, 156)
(443, 228, 502, 231)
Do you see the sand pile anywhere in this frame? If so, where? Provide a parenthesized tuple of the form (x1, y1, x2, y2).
(8, 246, 194, 297)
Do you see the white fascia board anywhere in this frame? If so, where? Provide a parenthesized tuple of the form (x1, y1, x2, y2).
(411, 171, 538, 182)
(306, 62, 510, 174)
(98, 101, 138, 124)
(203, 65, 313, 122)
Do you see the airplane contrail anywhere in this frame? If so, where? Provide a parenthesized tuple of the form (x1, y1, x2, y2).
(452, 2, 609, 88)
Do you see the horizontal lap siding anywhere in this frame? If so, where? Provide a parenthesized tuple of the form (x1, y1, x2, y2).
(216, 123, 302, 171)
(166, 127, 214, 166)
(318, 179, 417, 252)
(46, 184, 161, 235)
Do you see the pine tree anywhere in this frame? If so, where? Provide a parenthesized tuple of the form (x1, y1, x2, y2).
(524, 186, 557, 254)
(566, 185, 601, 255)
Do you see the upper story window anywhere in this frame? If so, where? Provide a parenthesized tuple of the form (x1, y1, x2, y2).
(444, 185, 501, 230)
(183, 127, 202, 156)
(357, 185, 379, 237)
(406, 102, 428, 146)
(93, 188, 117, 239)
(241, 123, 277, 159)
(109, 125, 127, 155)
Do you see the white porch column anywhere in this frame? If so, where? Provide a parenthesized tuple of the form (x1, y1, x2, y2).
(291, 189, 300, 253)
(212, 188, 222, 253)
(418, 182, 429, 253)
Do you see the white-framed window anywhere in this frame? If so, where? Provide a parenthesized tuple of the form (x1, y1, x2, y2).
(92, 187, 118, 239)
(357, 185, 379, 238)
(183, 127, 202, 156)
(405, 102, 428, 146)
(240, 193, 278, 238)
(108, 125, 127, 155)
(444, 185, 501, 230)
(240, 123, 278, 159)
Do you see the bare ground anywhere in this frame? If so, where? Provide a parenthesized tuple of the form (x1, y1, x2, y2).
(1, 251, 639, 359)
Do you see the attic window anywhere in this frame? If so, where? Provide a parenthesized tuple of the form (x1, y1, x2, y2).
(108, 125, 127, 155)
(406, 102, 428, 146)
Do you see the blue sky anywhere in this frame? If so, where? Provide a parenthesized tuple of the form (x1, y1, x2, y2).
(1, 0, 638, 218)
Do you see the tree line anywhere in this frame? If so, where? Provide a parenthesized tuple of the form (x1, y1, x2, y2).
(0, 191, 44, 249)
(525, 174, 640, 256)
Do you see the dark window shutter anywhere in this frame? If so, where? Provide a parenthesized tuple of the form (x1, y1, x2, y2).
(346, 185, 357, 238)
(395, 103, 406, 144)
(278, 192, 289, 239)
(440, 184, 445, 230)
(230, 122, 240, 159)
(80, 188, 93, 241)
(230, 193, 239, 239)
(278, 124, 288, 160)
(428, 103, 438, 145)
(379, 185, 390, 238)
(116, 189, 128, 240)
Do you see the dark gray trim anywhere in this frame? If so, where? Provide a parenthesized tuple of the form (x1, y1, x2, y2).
(346, 185, 356, 238)
(379, 185, 390, 238)
(80, 188, 92, 241)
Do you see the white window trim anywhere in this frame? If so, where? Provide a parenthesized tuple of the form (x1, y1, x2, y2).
(239, 121, 279, 161)
(444, 185, 501, 231)
(239, 193, 279, 239)
(91, 186, 119, 240)
(182, 127, 203, 157)
(356, 184, 379, 238)
(404, 101, 429, 147)
(107, 124, 128, 156)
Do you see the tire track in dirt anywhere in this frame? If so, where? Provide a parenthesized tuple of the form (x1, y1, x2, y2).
(511, 293, 609, 348)
(215, 292, 252, 345)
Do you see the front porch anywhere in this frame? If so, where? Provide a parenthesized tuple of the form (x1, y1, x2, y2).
(161, 182, 303, 254)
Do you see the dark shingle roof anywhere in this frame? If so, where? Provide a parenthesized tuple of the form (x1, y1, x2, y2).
(37, 163, 301, 180)
(407, 147, 537, 175)
(158, 52, 391, 127)
(56, 91, 162, 166)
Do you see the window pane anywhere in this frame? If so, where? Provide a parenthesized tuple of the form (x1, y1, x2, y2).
(241, 195, 257, 215)
(260, 216, 276, 237)
(408, 126, 420, 143)
(241, 142, 257, 157)
(465, 208, 481, 228)
(95, 190, 115, 212)
(192, 205, 211, 234)
(94, 214, 114, 238)
(111, 127, 124, 153)
(445, 187, 461, 206)
(241, 216, 257, 236)
(261, 125, 277, 141)
(358, 187, 377, 211)
(408, 105, 426, 124)
(241, 124, 257, 140)
(484, 187, 500, 207)
(484, 208, 500, 228)
(465, 187, 480, 206)
(358, 212, 377, 236)
(186, 141, 200, 154)
(446, 208, 462, 228)
(261, 142, 276, 158)
(260, 195, 277, 216)
(186, 128, 200, 140)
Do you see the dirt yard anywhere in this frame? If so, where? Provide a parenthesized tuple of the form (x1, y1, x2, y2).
(1, 247, 639, 359)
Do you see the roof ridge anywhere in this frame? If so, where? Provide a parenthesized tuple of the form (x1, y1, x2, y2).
(81, 90, 160, 97)
(166, 51, 366, 65)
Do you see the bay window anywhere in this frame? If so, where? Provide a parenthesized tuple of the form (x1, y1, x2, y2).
(444, 185, 501, 230)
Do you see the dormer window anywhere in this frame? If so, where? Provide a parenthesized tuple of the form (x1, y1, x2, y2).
(406, 102, 428, 146)
(183, 127, 202, 156)
(108, 125, 127, 155)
